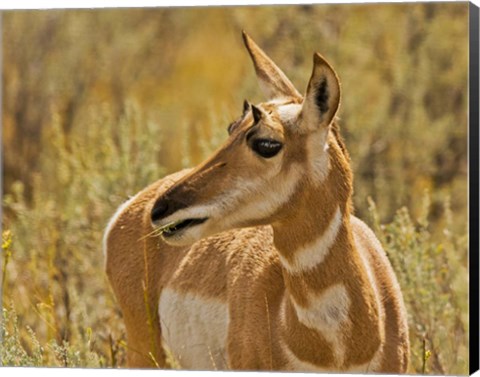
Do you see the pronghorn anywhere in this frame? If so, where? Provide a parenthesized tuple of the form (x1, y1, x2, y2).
(104, 32, 410, 373)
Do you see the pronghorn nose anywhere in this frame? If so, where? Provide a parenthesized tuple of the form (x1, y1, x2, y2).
(151, 199, 170, 223)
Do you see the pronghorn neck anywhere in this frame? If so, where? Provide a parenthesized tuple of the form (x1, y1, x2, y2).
(272, 175, 356, 285)
(272, 132, 354, 264)
(273, 201, 354, 274)
(271, 137, 381, 369)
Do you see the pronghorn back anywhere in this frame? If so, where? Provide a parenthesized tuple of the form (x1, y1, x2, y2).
(104, 32, 409, 372)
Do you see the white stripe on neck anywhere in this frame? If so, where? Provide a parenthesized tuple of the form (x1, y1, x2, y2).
(279, 206, 342, 274)
(291, 283, 351, 366)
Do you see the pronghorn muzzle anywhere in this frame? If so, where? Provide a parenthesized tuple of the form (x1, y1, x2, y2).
(151, 195, 208, 238)
(151, 196, 175, 222)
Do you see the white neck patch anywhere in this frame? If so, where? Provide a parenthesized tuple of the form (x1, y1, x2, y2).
(278, 206, 342, 274)
(291, 283, 351, 366)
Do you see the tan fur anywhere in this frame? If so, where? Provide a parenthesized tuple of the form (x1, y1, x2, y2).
(104, 33, 409, 372)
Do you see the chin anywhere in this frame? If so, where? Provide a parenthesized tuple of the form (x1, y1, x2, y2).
(160, 233, 198, 247)
(159, 223, 211, 247)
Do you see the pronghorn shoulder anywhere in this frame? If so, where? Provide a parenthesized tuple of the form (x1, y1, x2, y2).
(165, 225, 275, 300)
(153, 225, 277, 302)
(181, 225, 277, 276)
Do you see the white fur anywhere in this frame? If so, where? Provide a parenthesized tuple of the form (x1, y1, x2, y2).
(154, 204, 216, 229)
(102, 192, 141, 257)
(276, 103, 302, 126)
(291, 283, 351, 366)
(152, 203, 216, 246)
(306, 130, 330, 183)
(159, 288, 229, 370)
(279, 206, 342, 274)
(265, 98, 292, 106)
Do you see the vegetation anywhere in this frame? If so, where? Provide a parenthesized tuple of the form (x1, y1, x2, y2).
(1, 3, 469, 373)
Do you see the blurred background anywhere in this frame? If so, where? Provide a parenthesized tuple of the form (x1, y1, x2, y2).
(1, 3, 469, 373)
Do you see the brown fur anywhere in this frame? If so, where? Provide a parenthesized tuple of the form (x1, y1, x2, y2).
(104, 32, 409, 372)
(105, 174, 408, 371)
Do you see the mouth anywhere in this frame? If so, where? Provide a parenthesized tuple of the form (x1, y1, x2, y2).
(156, 218, 208, 238)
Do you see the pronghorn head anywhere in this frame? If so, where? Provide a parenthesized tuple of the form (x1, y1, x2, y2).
(151, 32, 350, 246)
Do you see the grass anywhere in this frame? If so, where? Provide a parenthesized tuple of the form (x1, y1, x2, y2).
(368, 196, 468, 374)
(1, 3, 469, 374)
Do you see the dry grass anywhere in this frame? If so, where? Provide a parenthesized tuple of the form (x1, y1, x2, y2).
(1, 3, 469, 373)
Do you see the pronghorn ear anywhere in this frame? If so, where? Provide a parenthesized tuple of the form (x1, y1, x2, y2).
(301, 53, 341, 130)
(242, 31, 302, 101)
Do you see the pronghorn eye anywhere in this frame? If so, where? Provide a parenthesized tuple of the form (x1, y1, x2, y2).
(251, 138, 283, 158)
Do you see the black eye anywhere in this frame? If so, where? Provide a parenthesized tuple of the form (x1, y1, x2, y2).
(251, 138, 283, 158)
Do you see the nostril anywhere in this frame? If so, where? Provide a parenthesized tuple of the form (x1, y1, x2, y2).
(151, 200, 169, 223)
